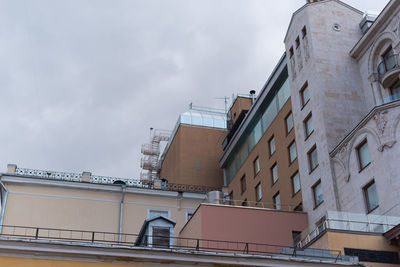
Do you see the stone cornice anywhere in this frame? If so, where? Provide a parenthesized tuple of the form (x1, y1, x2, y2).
(330, 100, 400, 157)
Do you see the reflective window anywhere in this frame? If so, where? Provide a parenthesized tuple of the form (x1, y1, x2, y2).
(292, 172, 301, 194)
(304, 113, 313, 138)
(274, 192, 281, 210)
(286, 112, 293, 133)
(308, 145, 318, 172)
(313, 180, 323, 207)
(255, 183, 262, 201)
(364, 180, 378, 212)
(269, 137, 276, 156)
(253, 157, 260, 177)
(357, 139, 370, 171)
(289, 142, 297, 163)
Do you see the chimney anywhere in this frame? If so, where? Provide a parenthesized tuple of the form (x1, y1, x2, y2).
(249, 90, 256, 104)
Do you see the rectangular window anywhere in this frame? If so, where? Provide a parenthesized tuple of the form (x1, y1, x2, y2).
(269, 136, 276, 156)
(240, 175, 246, 194)
(300, 82, 310, 108)
(364, 180, 378, 213)
(302, 26, 307, 38)
(152, 226, 170, 248)
(292, 172, 301, 195)
(255, 183, 262, 202)
(253, 156, 260, 177)
(271, 163, 278, 184)
(289, 141, 297, 164)
(149, 210, 169, 219)
(312, 180, 323, 208)
(289, 46, 294, 58)
(273, 192, 281, 210)
(285, 112, 294, 134)
(304, 113, 313, 138)
(357, 139, 371, 171)
(308, 145, 318, 172)
(295, 36, 300, 48)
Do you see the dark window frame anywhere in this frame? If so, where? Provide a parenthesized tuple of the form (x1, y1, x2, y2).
(300, 81, 310, 108)
(356, 139, 371, 172)
(363, 180, 379, 213)
(312, 179, 323, 208)
(240, 175, 246, 194)
(307, 145, 318, 173)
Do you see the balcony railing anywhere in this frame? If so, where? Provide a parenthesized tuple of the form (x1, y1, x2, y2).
(15, 167, 82, 182)
(0, 225, 357, 263)
(377, 54, 400, 82)
(298, 211, 400, 248)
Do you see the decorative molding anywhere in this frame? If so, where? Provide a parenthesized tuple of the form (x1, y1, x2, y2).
(373, 110, 388, 135)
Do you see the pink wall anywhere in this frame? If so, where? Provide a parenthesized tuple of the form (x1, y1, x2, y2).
(199, 204, 307, 248)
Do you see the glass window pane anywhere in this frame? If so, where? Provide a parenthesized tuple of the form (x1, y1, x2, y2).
(286, 113, 293, 133)
(274, 193, 281, 210)
(365, 182, 378, 212)
(269, 137, 276, 155)
(271, 164, 278, 184)
(293, 173, 300, 194)
(358, 141, 371, 169)
(314, 182, 323, 206)
(301, 85, 310, 106)
(289, 142, 297, 163)
(256, 183, 262, 201)
(305, 114, 313, 137)
(254, 157, 260, 176)
(309, 147, 318, 171)
(261, 99, 278, 132)
(254, 120, 262, 144)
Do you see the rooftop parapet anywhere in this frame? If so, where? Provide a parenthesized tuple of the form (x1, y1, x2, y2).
(5, 165, 219, 193)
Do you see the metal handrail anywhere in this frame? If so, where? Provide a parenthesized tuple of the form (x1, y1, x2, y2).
(0, 225, 347, 261)
(377, 54, 399, 82)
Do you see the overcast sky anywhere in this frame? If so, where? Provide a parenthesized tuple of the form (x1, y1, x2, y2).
(0, 0, 387, 178)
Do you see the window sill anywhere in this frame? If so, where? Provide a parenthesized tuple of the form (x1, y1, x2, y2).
(289, 158, 297, 167)
(286, 128, 293, 137)
(367, 205, 379, 214)
(313, 200, 324, 210)
(304, 130, 314, 141)
(292, 190, 301, 198)
(271, 180, 278, 187)
(358, 162, 371, 173)
(301, 99, 310, 111)
(269, 151, 276, 159)
(309, 164, 319, 175)
(254, 171, 260, 179)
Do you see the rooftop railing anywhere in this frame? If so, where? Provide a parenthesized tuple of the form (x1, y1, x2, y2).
(298, 211, 400, 248)
(9, 166, 219, 193)
(0, 225, 357, 263)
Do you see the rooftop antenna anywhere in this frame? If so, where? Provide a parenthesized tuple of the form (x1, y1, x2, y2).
(215, 96, 229, 114)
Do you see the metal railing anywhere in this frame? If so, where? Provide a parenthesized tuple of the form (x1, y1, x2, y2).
(0, 225, 353, 262)
(12, 167, 219, 193)
(298, 213, 400, 248)
(377, 54, 399, 82)
(15, 168, 82, 182)
(213, 198, 300, 212)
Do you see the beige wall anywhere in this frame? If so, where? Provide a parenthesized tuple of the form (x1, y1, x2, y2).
(160, 124, 227, 189)
(1, 176, 204, 237)
(229, 96, 252, 124)
(228, 99, 302, 210)
(309, 231, 400, 267)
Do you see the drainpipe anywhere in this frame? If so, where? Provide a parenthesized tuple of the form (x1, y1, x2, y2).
(0, 181, 8, 233)
(118, 185, 126, 243)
